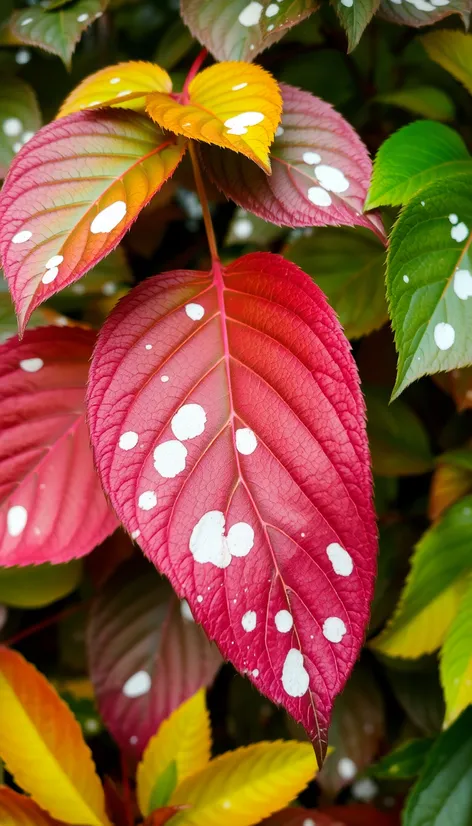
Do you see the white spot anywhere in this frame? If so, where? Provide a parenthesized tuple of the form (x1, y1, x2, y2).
(434, 322, 455, 351)
(232, 83, 248, 91)
(77, 12, 89, 22)
(138, 490, 157, 511)
(181, 600, 194, 622)
(46, 254, 63, 269)
(7, 505, 28, 537)
(233, 218, 253, 239)
(20, 357, 43, 372)
(84, 718, 100, 734)
(12, 141, 22, 153)
(3, 117, 22, 137)
(315, 164, 349, 193)
(197, 595, 203, 603)
(238, 1, 263, 26)
(341, 0, 354, 6)
(326, 542, 353, 576)
(161, 375, 169, 382)
(42, 267, 58, 284)
(110, 77, 121, 84)
(72, 283, 85, 295)
(266, 2, 279, 15)
(282, 649, 309, 697)
(12, 230, 32, 244)
(145, 343, 152, 350)
(454, 269, 472, 300)
(242, 610, 257, 632)
(267, 23, 274, 29)
(224, 111, 264, 135)
(308, 186, 332, 207)
(252, 668, 259, 677)
(403, 274, 409, 283)
(90, 200, 127, 234)
(275, 126, 284, 137)
(131, 529, 141, 539)
(338, 757, 357, 780)
(153, 440, 187, 478)
(16, 49, 31, 65)
(303, 820, 316, 826)
(449, 214, 458, 224)
(303, 151, 321, 165)
(451, 222, 469, 243)
(227, 522, 254, 557)
(119, 431, 139, 451)
(236, 427, 257, 455)
(352, 777, 378, 801)
(185, 303, 205, 320)
(129, 735, 138, 745)
(323, 616, 347, 643)
(117, 90, 132, 97)
(421, 200, 425, 206)
(171, 403, 206, 440)
(275, 610, 293, 633)
(20, 17, 33, 26)
(190, 511, 232, 568)
(122, 670, 151, 698)
(101, 281, 117, 296)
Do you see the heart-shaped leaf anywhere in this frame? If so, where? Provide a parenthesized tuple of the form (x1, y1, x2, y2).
(0, 786, 67, 826)
(420, 31, 472, 95)
(86, 252, 377, 759)
(201, 84, 384, 239)
(0, 77, 41, 179)
(146, 62, 281, 173)
(379, 0, 469, 29)
(0, 326, 117, 567)
(0, 110, 186, 332)
(332, 0, 380, 52)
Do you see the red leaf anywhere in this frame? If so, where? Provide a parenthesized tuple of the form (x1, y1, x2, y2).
(260, 809, 339, 825)
(87, 558, 222, 758)
(261, 805, 401, 826)
(0, 110, 186, 332)
(0, 326, 117, 566)
(201, 84, 385, 241)
(86, 252, 377, 760)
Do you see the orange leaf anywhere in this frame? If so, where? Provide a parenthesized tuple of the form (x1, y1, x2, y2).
(58, 61, 172, 118)
(0, 648, 110, 826)
(0, 787, 65, 826)
(146, 62, 281, 172)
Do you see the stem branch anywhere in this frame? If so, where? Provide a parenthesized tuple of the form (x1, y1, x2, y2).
(188, 141, 219, 264)
(182, 48, 208, 102)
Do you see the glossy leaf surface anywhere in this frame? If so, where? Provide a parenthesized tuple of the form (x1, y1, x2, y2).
(0, 647, 110, 826)
(0, 110, 185, 332)
(0, 327, 117, 567)
(146, 62, 281, 173)
(0, 787, 65, 826)
(421, 30, 472, 95)
(202, 84, 384, 238)
(87, 252, 377, 758)
(0, 77, 41, 179)
(441, 581, 472, 726)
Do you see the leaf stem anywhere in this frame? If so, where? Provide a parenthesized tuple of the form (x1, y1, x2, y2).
(3, 600, 88, 648)
(188, 141, 219, 264)
(182, 48, 208, 103)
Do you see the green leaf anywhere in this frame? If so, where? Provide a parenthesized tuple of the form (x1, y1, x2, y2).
(365, 385, 432, 477)
(371, 496, 472, 658)
(154, 17, 194, 71)
(404, 707, 472, 826)
(441, 579, 472, 726)
(366, 122, 471, 210)
(385, 659, 445, 736)
(387, 172, 472, 399)
(149, 761, 178, 811)
(0, 76, 41, 178)
(331, 0, 380, 52)
(369, 738, 433, 779)
(284, 228, 387, 340)
(376, 86, 455, 122)
(421, 30, 472, 95)
(10, 0, 107, 68)
(0, 561, 82, 608)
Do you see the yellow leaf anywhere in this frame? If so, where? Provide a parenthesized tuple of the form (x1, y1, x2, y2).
(146, 62, 282, 173)
(58, 61, 172, 118)
(169, 741, 317, 826)
(0, 787, 65, 826)
(137, 689, 211, 817)
(0, 648, 110, 826)
(440, 581, 472, 726)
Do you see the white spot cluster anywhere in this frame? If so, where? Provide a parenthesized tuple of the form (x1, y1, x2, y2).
(90, 200, 127, 234)
(304, 150, 350, 209)
(434, 322, 455, 351)
(7, 505, 28, 537)
(282, 649, 309, 697)
(326, 542, 353, 576)
(122, 670, 151, 698)
(189, 510, 254, 568)
(225, 111, 265, 136)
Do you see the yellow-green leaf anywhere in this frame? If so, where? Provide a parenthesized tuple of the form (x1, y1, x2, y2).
(441, 580, 472, 726)
(421, 31, 472, 96)
(0, 561, 82, 608)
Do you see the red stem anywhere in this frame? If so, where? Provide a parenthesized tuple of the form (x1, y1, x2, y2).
(2, 600, 88, 648)
(181, 48, 208, 103)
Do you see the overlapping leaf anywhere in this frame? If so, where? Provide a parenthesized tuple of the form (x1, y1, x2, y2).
(434, 366, 472, 412)
(146, 62, 281, 173)
(332, 0, 380, 52)
(0, 647, 110, 826)
(201, 84, 384, 238)
(429, 449, 472, 521)
(376, 86, 455, 122)
(365, 385, 432, 477)
(379, 0, 470, 29)
(262, 807, 399, 825)
(0, 787, 66, 826)
(181, 0, 318, 63)
(87, 559, 222, 758)
(421, 30, 472, 95)
(0, 327, 117, 567)
(0, 561, 82, 608)
(0, 77, 41, 178)
(441, 581, 472, 726)
(0, 110, 186, 331)
(86, 252, 377, 759)
(370, 738, 433, 779)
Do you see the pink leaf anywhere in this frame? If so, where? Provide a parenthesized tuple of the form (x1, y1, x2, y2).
(87, 558, 222, 758)
(86, 252, 377, 761)
(0, 326, 117, 566)
(201, 84, 385, 241)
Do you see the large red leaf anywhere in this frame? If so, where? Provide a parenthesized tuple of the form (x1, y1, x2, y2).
(87, 252, 377, 760)
(0, 110, 185, 332)
(0, 326, 117, 566)
(201, 84, 385, 240)
(87, 558, 222, 758)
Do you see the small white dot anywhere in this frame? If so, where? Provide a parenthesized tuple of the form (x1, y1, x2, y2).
(197, 595, 203, 603)
(42, 267, 58, 284)
(15, 49, 31, 65)
(323, 616, 347, 643)
(185, 303, 204, 321)
(434, 322, 455, 351)
(20, 357, 43, 372)
(110, 77, 121, 84)
(3, 117, 22, 137)
(77, 13, 89, 22)
(46, 255, 63, 269)
(403, 274, 409, 283)
(122, 670, 151, 698)
(275, 610, 293, 633)
(7, 505, 28, 537)
(303, 151, 321, 165)
(12, 230, 32, 245)
(161, 375, 169, 382)
(20, 17, 33, 26)
(131, 529, 140, 539)
(338, 757, 357, 780)
(236, 427, 257, 455)
(145, 344, 152, 350)
(266, 2, 279, 15)
(232, 83, 248, 91)
(241, 610, 257, 632)
(101, 281, 117, 296)
(451, 222, 469, 243)
(449, 213, 459, 224)
(307, 186, 332, 207)
(138, 490, 157, 510)
(119, 431, 139, 451)
(252, 668, 259, 677)
(275, 126, 284, 137)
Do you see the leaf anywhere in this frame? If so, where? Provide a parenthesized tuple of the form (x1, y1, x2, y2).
(365, 121, 471, 210)
(441, 580, 472, 726)
(86, 251, 377, 760)
(58, 61, 172, 118)
(434, 366, 472, 411)
(169, 741, 317, 826)
(0, 561, 82, 608)
(201, 84, 385, 239)
(429, 448, 472, 521)
(87, 559, 222, 758)
(137, 690, 211, 816)
(364, 385, 432, 477)
(261, 807, 399, 826)
(371, 496, 472, 658)
(403, 707, 472, 826)
(0, 647, 110, 826)
(376, 86, 455, 122)
(387, 172, 472, 399)
(0, 786, 66, 826)
(385, 659, 445, 736)
(180, 0, 319, 63)
(146, 62, 281, 173)
(0, 110, 186, 332)
(10, 0, 107, 69)
(421, 30, 472, 95)
(0, 77, 41, 179)
(369, 738, 433, 779)
(379, 0, 470, 30)
(332, 0, 380, 52)
(284, 227, 387, 339)
(0, 327, 117, 567)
